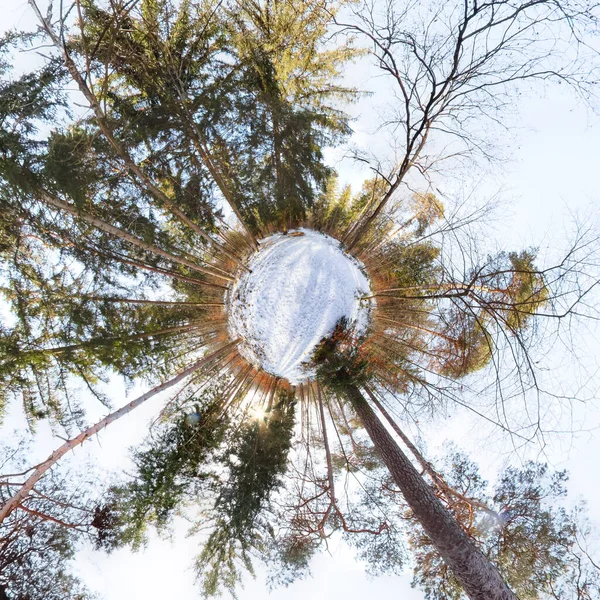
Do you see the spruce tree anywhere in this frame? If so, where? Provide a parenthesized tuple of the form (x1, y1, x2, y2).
(0, 2, 598, 599)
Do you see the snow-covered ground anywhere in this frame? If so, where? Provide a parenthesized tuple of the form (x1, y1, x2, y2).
(227, 229, 371, 384)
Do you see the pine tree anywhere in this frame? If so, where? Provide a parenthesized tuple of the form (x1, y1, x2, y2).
(0, 2, 598, 599)
(409, 452, 600, 600)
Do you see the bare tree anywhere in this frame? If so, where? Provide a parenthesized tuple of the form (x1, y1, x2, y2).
(337, 0, 600, 249)
(0, 442, 97, 599)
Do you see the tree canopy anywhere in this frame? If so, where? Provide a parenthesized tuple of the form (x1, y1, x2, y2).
(1, 0, 600, 599)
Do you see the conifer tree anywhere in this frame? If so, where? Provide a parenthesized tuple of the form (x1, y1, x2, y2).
(0, 2, 599, 599)
(409, 453, 600, 600)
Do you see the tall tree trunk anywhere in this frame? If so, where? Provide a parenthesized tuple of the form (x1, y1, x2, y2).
(375, 316, 461, 347)
(0, 341, 238, 525)
(177, 96, 259, 250)
(14, 320, 223, 360)
(81, 296, 224, 307)
(344, 383, 517, 600)
(344, 126, 431, 252)
(272, 111, 286, 231)
(316, 384, 337, 512)
(364, 385, 497, 515)
(94, 249, 228, 290)
(41, 192, 234, 283)
(29, 0, 249, 270)
(343, 164, 407, 253)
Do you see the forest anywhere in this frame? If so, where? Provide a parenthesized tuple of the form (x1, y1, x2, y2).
(1, 0, 600, 599)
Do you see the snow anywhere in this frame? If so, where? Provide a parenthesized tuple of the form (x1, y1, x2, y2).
(227, 229, 372, 384)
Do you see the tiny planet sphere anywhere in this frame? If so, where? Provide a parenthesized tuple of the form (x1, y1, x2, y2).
(185, 412, 201, 426)
(227, 229, 371, 384)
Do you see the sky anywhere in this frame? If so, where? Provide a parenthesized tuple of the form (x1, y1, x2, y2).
(2, 1, 600, 599)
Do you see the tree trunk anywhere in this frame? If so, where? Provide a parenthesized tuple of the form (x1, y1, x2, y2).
(344, 383, 517, 600)
(364, 384, 498, 516)
(94, 249, 227, 290)
(41, 192, 234, 284)
(0, 341, 238, 525)
(29, 0, 249, 269)
(343, 164, 407, 253)
(81, 296, 224, 307)
(177, 97, 259, 250)
(375, 316, 461, 347)
(344, 126, 431, 252)
(12, 321, 223, 361)
(272, 111, 286, 231)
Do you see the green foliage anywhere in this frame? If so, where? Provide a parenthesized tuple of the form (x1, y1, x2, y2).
(386, 242, 441, 289)
(502, 251, 549, 330)
(0, 261, 209, 426)
(44, 128, 101, 205)
(312, 176, 387, 236)
(222, 0, 359, 230)
(197, 390, 296, 597)
(0, 0, 358, 427)
(431, 250, 547, 379)
(437, 315, 494, 378)
(312, 317, 370, 393)
(408, 192, 445, 237)
(0, 32, 220, 424)
(97, 387, 296, 597)
(467, 249, 548, 335)
(70, 0, 357, 234)
(0, 6, 587, 600)
(410, 453, 600, 599)
(311, 175, 359, 232)
(98, 389, 229, 549)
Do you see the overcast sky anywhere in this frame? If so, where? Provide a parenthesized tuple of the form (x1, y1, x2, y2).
(2, 1, 600, 599)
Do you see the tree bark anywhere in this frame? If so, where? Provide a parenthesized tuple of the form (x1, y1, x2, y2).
(343, 163, 409, 253)
(12, 321, 223, 360)
(344, 124, 431, 253)
(316, 385, 337, 510)
(41, 192, 234, 284)
(364, 385, 499, 517)
(29, 0, 249, 270)
(94, 249, 227, 289)
(344, 383, 517, 600)
(81, 296, 224, 307)
(0, 340, 238, 525)
(176, 95, 259, 250)
(375, 316, 461, 347)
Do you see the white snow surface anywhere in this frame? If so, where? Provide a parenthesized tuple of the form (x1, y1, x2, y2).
(227, 229, 372, 384)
